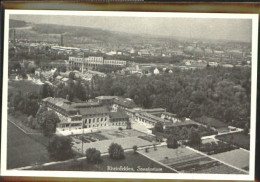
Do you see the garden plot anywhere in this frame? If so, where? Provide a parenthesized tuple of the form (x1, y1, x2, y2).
(139, 146, 247, 174)
(216, 132, 250, 150)
(211, 149, 249, 170)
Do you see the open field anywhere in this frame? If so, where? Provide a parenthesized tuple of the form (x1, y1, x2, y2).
(211, 149, 249, 170)
(139, 146, 246, 174)
(8, 80, 42, 95)
(216, 132, 250, 150)
(30, 151, 176, 173)
(7, 121, 51, 169)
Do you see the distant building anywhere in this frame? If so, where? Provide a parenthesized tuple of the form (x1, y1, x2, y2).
(208, 62, 218, 67)
(104, 60, 127, 67)
(69, 56, 127, 68)
(153, 68, 160, 75)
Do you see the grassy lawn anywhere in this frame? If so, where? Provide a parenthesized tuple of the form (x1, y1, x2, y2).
(8, 112, 41, 134)
(7, 121, 51, 169)
(8, 80, 42, 95)
(31, 151, 175, 173)
(215, 132, 250, 150)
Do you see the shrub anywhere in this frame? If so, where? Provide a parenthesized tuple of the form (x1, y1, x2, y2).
(133, 145, 138, 154)
(85, 148, 102, 164)
(108, 143, 124, 159)
(47, 135, 74, 161)
(167, 135, 178, 149)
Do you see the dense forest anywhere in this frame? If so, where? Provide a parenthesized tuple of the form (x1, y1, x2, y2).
(90, 66, 251, 128)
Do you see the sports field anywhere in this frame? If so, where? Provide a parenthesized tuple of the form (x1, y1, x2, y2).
(7, 121, 51, 169)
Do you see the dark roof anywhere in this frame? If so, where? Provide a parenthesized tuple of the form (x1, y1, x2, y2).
(72, 102, 100, 108)
(165, 120, 198, 128)
(109, 111, 129, 119)
(42, 97, 77, 111)
(114, 97, 137, 109)
(195, 115, 228, 128)
(162, 112, 177, 117)
(137, 112, 170, 124)
(79, 106, 109, 116)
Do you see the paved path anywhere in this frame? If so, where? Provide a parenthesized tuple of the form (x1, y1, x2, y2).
(8, 118, 42, 135)
(13, 142, 168, 170)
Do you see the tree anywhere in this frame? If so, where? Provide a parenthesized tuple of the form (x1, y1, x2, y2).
(243, 123, 249, 135)
(39, 110, 61, 136)
(85, 148, 102, 164)
(126, 120, 132, 129)
(108, 143, 124, 159)
(133, 145, 138, 154)
(40, 83, 54, 99)
(36, 105, 48, 125)
(154, 122, 164, 133)
(69, 72, 75, 80)
(188, 127, 201, 146)
(166, 135, 178, 149)
(27, 115, 34, 128)
(11, 91, 22, 110)
(47, 135, 74, 161)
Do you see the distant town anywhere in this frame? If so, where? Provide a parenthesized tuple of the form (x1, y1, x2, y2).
(6, 18, 251, 175)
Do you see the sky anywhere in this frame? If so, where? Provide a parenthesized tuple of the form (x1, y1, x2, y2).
(10, 14, 252, 42)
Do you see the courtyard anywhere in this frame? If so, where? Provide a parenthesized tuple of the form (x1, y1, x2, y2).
(71, 128, 154, 154)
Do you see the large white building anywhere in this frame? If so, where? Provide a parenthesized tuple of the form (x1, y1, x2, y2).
(68, 56, 127, 68)
(42, 97, 129, 132)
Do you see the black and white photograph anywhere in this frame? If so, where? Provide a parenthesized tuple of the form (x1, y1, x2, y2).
(1, 10, 258, 180)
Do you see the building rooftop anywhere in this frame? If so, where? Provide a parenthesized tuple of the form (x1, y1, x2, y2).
(194, 115, 228, 128)
(165, 120, 198, 128)
(79, 106, 110, 116)
(42, 97, 77, 112)
(109, 111, 129, 119)
(114, 97, 137, 109)
(72, 102, 100, 108)
(96, 96, 117, 100)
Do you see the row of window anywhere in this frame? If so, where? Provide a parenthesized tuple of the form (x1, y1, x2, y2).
(84, 117, 108, 124)
(69, 57, 126, 66)
(84, 122, 124, 128)
(136, 117, 156, 125)
(60, 121, 125, 129)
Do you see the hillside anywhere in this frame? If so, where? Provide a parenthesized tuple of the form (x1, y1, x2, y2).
(9, 19, 27, 28)
(9, 20, 152, 45)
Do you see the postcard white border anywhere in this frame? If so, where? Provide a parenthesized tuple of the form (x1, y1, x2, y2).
(1, 10, 258, 181)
